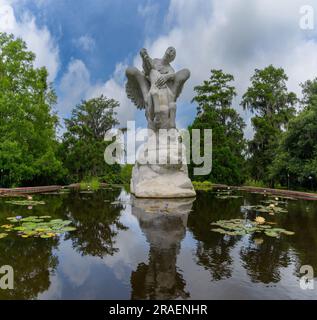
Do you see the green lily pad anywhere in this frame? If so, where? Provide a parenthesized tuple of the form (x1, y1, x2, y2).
(264, 231, 279, 238)
(49, 219, 64, 223)
(211, 228, 227, 234)
(211, 218, 294, 238)
(0, 215, 77, 240)
(241, 204, 288, 214)
(261, 200, 287, 206)
(1, 224, 14, 229)
(59, 226, 77, 232)
(0, 233, 8, 239)
(216, 195, 242, 199)
(40, 234, 53, 239)
(280, 230, 295, 235)
(13, 226, 26, 231)
(5, 200, 45, 206)
(269, 196, 297, 201)
(6, 217, 20, 223)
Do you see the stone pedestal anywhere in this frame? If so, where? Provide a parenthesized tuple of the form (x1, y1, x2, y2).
(130, 132, 196, 198)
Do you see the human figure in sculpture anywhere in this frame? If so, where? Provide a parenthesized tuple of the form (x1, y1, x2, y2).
(139, 48, 174, 129)
(126, 47, 190, 130)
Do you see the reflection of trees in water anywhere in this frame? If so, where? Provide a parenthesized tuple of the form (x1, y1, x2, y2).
(241, 199, 317, 282)
(274, 200, 317, 277)
(240, 237, 290, 283)
(131, 198, 192, 300)
(0, 193, 64, 220)
(0, 238, 58, 300)
(64, 190, 128, 258)
(0, 194, 63, 299)
(0, 189, 127, 299)
(187, 191, 317, 284)
(196, 237, 236, 281)
(188, 191, 242, 281)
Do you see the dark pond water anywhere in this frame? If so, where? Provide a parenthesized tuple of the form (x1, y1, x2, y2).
(0, 187, 317, 300)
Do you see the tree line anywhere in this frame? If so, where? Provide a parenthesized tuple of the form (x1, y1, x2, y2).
(0, 32, 316, 191)
(0, 33, 121, 187)
(189, 67, 317, 191)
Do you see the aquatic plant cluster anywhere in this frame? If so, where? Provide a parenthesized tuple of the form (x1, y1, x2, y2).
(211, 219, 295, 238)
(209, 192, 296, 238)
(215, 190, 242, 199)
(241, 203, 288, 216)
(0, 216, 76, 239)
(5, 200, 46, 206)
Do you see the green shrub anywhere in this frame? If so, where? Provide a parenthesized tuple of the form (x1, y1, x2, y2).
(192, 180, 213, 190)
(244, 179, 266, 188)
(80, 177, 100, 190)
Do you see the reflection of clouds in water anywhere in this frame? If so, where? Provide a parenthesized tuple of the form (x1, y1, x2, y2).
(179, 235, 307, 299)
(177, 232, 215, 299)
(58, 239, 99, 287)
(102, 209, 149, 283)
(179, 236, 259, 299)
(37, 239, 94, 299)
(38, 272, 63, 300)
(101, 189, 150, 283)
(117, 189, 130, 201)
(40, 190, 151, 296)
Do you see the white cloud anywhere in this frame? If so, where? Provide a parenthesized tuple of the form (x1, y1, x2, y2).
(58, 0, 317, 138)
(131, 0, 317, 137)
(58, 58, 134, 126)
(58, 59, 91, 117)
(0, 0, 59, 82)
(74, 35, 96, 52)
(137, 0, 160, 33)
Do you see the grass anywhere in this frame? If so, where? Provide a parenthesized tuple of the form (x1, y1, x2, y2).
(243, 179, 267, 188)
(192, 180, 213, 190)
(80, 177, 100, 191)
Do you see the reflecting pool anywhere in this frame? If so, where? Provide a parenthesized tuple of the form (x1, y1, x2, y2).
(0, 187, 317, 299)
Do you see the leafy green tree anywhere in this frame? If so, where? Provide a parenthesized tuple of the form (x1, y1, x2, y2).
(0, 32, 64, 187)
(189, 69, 246, 185)
(241, 65, 297, 185)
(61, 95, 120, 181)
(269, 78, 317, 190)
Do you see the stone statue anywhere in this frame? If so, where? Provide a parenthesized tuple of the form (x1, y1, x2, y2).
(126, 47, 190, 131)
(126, 47, 196, 198)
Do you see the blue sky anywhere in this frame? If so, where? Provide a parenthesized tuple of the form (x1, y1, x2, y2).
(1, 0, 317, 137)
(15, 0, 170, 83)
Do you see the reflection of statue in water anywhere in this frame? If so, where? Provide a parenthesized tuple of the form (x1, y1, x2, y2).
(130, 197, 194, 300)
(126, 47, 196, 198)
